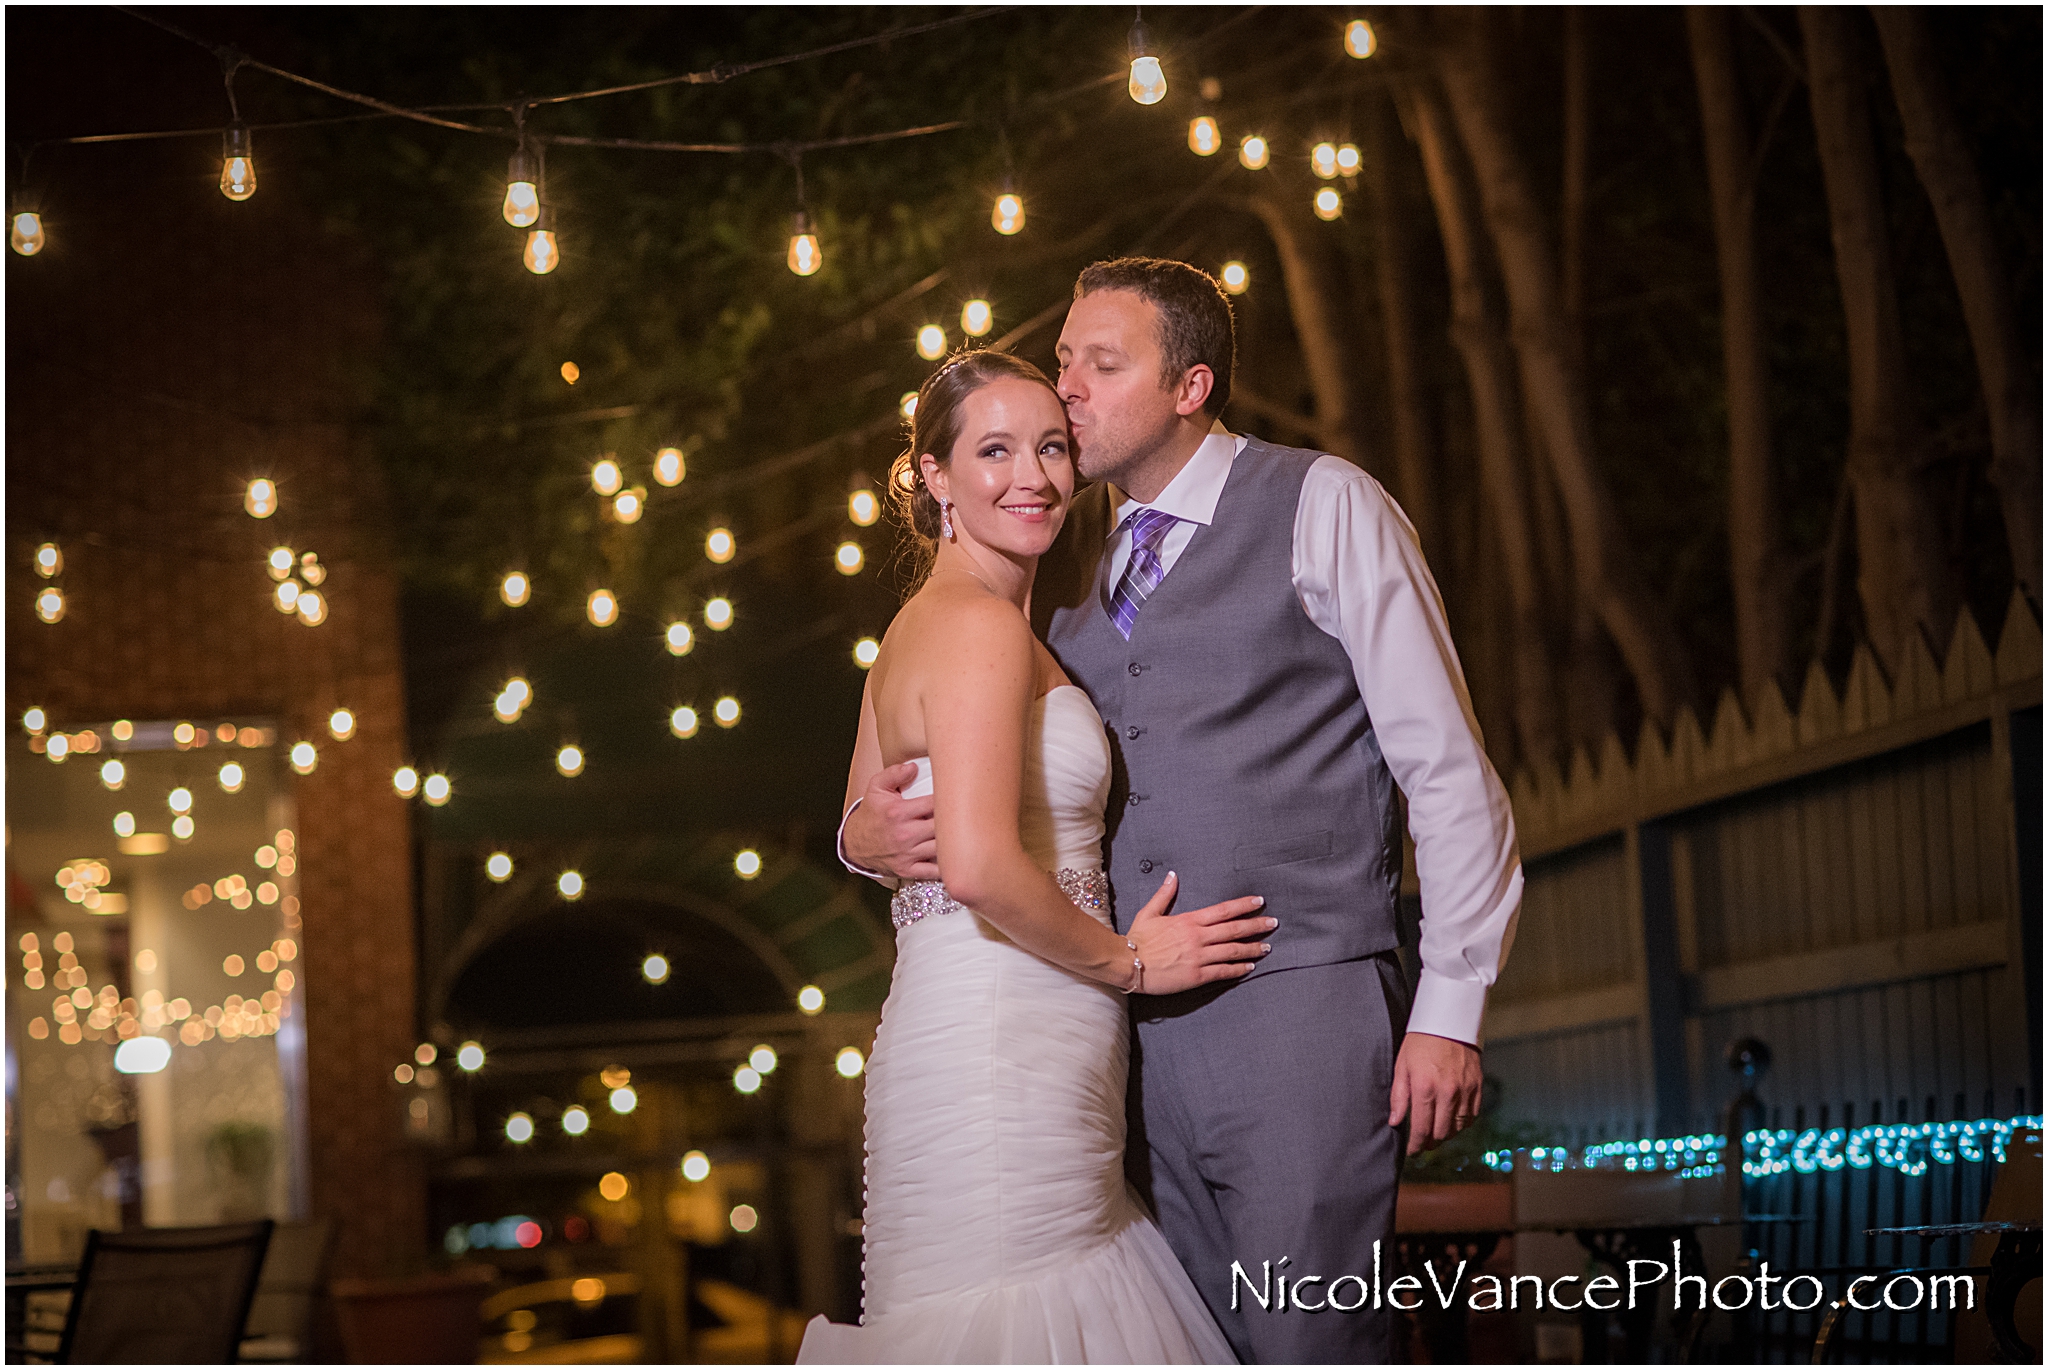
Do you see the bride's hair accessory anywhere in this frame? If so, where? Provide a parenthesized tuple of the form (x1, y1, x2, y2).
(941, 498, 954, 541)
(1122, 937, 1144, 995)
(887, 349, 1063, 589)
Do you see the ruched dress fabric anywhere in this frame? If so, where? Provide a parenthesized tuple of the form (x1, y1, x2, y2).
(798, 686, 1235, 1365)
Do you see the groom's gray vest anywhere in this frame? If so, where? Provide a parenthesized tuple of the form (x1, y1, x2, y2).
(1034, 436, 1403, 977)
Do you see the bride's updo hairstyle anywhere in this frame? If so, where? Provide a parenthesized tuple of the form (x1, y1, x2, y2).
(887, 348, 1062, 592)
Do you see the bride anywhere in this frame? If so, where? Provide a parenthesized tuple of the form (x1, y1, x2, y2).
(797, 350, 1275, 1364)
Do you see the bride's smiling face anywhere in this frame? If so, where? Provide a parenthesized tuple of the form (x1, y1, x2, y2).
(921, 378, 1074, 559)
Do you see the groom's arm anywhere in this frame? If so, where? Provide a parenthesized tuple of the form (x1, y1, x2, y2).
(1292, 456, 1524, 1151)
(839, 677, 942, 883)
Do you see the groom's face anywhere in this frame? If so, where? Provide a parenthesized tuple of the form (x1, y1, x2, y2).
(1055, 289, 1184, 486)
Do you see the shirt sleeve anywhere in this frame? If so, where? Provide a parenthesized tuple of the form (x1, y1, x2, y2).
(1292, 456, 1523, 1045)
(835, 799, 898, 889)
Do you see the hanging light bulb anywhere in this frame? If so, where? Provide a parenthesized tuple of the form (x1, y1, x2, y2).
(1188, 115, 1221, 156)
(787, 210, 822, 276)
(991, 187, 1025, 236)
(500, 571, 530, 607)
(220, 122, 257, 201)
(587, 589, 618, 627)
(245, 478, 278, 519)
(591, 459, 622, 496)
(1314, 186, 1344, 221)
(556, 743, 584, 777)
(1345, 18, 1378, 59)
(704, 597, 734, 630)
(34, 543, 61, 578)
(669, 706, 699, 738)
(1311, 142, 1340, 179)
(1127, 16, 1167, 105)
(34, 586, 65, 624)
(835, 542, 864, 575)
(1239, 135, 1270, 170)
(296, 589, 327, 626)
(524, 205, 559, 275)
(960, 299, 993, 338)
(848, 489, 880, 527)
(916, 324, 947, 361)
(11, 206, 44, 257)
(1219, 261, 1249, 295)
(899, 391, 919, 420)
(653, 447, 685, 486)
(612, 487, 644, 524)
(665, 622, 694, 656)
(502, 146, 540, 227)
(705, 528, 736, 563)
(1336, 143, 1362, 176)
(853, 637, 881, 669)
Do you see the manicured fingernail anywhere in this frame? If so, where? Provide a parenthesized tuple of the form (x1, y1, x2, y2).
(1252, 896, 1265, 907)
(1265, 917, 1278, 929)
(1259, 944, 1271, 954)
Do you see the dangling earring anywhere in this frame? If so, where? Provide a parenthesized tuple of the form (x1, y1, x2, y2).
(940, 498, 954, 541)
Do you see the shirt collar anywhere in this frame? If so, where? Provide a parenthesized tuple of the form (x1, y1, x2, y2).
(1105, 424, 1245, 536)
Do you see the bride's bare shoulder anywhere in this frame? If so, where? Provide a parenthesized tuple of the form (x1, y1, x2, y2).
(884, 579, 1035, 678)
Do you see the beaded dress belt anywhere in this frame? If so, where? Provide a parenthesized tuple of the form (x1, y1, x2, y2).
(890, 868, 1109, 930)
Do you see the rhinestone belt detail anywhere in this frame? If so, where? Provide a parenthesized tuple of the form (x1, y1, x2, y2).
(891, 868, 1108, 930)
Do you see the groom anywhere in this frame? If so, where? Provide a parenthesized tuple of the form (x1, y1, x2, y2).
(843, 257, 1522, 1363)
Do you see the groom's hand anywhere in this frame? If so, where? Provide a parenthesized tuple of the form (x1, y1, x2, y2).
(1389, 1033, 1483, 1155)
(845, 762, 942, 881)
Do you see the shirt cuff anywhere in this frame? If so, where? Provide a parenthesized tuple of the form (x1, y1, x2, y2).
(1406, 969, 1489, 1047)
(836, 798, 893, 884)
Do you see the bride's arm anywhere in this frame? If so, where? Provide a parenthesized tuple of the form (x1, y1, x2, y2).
(923, 598, 1139, 988)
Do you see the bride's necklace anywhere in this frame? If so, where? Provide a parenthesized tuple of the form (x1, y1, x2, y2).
(932, 565, 997, 596)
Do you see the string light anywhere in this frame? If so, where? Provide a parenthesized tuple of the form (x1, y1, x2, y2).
(502, 146, 540, 227)
(22, 707, 45, 733)
(495, 677, 530, 722)
(612, 487, 644, 523)
(560, 361, 580, 385)
(168, 787, 194, 815)
(1345, 18, 1378, 59)
(797, 985, 825, 1014)
(610, 1084, 639, 1112)
(486, 851, 513, 881)
(1188, 115, 1221, 156)
(835, 541, 864, 575)
(172, 815, 194, 840)
(100, 759, 125, 790)
(1336, 142, 1361, 175)
(853, 637, 880, 669)
(1219, 261, 1249, 294)
(393, 766, 420, 797)
(11, 207, 45, 256)
(1314, 186, 1344, 221)
(640, 953, 670, 984)
(587, 589, 618, 626)
(457, 1041, 486, 1072)
(267, 547, 295, 579)
(500, 571, 530, 607)
(113, 811, 135, 838)
(749, 1044, 778, 1074)
(835, 1047, 866, 1078)
(1238, 135, 1270, 170)
(1127, 14, 1167, 105)
(991, 187, 1025, 236)
(218, 762, 244, 793)
(36, 586, 66, 623)
(289, 742, 318, 774)
(46, 733, 70, 761)
(562, 1106, 590, 1135)
(714, 696, 741, 726)
(423, 773, 452, 805)
(666, 621, 694, 655)
(245, 479, 278, 518)
(681, 1151, 712, 1181)
(705, 597, 734, 630)
(505, 1112, 535, 1143)
(960, 298, 993, 337)
(653, 447, 686, 486)
(274, 580, 301, 613)
(328, 707, 356, 740)
(733, 1065, 762, 1094)
(705, 528, 736, 563)
(1311, 142, 1339, 179)
(296, 590, 327, 626)
(34, 543, 61, 577)
(916, 324, 947, 360)
(557, 870, 584, 900)
(848, 489, 880, 526)
(669, 705, 699, 737)
(556, 744, 585, 777)
(591, 459, 622, 496)
(899, 391, 919, 420)
(787, 210, 822, 276)
(219, 122, 256, 201)
(524, 207, 560, 275)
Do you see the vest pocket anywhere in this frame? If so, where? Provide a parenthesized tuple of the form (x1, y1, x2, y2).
(1230, 829, 1333, 870)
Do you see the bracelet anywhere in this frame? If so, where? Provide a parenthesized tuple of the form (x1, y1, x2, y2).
(1122, 937, 1144, 995)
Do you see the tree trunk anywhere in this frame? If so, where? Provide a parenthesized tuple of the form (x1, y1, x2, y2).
(1246, 185, 1377, 475)
(1799, 6, 1960, 673)
(1364, 92, 1440, 559)
(1870, 5, 2042, 607)
(1404, 79, 1562, 771)
(1688, 5, 1795, 696)
(1433, 13, 1696, 725)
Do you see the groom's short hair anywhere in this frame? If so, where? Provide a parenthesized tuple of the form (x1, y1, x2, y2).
(1074, 258, 1235, 418)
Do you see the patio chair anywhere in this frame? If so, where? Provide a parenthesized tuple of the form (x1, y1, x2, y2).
(238, 1218, 337, 1363)
(54, 1220, 274, 1364)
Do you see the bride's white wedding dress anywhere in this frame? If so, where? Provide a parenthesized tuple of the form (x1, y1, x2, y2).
(798, 686, 1234, 1364)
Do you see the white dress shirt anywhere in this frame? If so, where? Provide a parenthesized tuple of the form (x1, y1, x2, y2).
(1102, 427, 1522, 1046)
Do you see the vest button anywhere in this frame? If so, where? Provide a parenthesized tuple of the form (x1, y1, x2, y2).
(1126, 726, 1141, 740)
(1139, 860, 1155, 874)
(1128, 662, 1142, 676)
(1128, 794, 1143, 807)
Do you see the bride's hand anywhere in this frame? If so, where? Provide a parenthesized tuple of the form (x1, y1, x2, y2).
(1124, 872, 1274, 995)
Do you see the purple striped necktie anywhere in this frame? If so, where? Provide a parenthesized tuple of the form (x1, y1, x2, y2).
(1108, 507, 1181, 640)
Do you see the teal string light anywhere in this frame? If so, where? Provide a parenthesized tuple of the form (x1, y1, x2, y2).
(1480, 1114, 2040, 1180)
